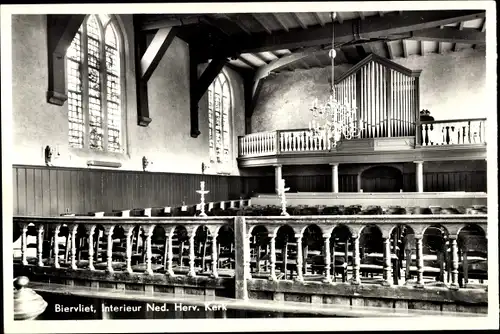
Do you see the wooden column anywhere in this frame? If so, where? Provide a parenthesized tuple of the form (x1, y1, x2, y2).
(269, 234, 277, 281)
(414, 160, 424, 193)
(294, 233, 304, 282)
(274, 164, 282, 195)
(351, 234, 361, 285)
(187, 231, 196, 277)
(86, 225, 96, 271)
(211, 233, 219, 278)
(382, 237, 392, 286)
(330, 163, 339, 193)
(415, 235, 424, 288)
(36, 225, 45, 267)
(144, 227, 154, 275)
(450, 237, 459, 289)
(104, 226, 115, 273)
(234, 216, 249, 300)
(125, 227, 134, 273)
(323, 234, 332, 283)
(70, 225, 78, 270)
(53, 225, 61, 269)
(21, 225, 28, 266)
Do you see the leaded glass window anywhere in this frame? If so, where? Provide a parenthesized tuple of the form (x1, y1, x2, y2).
(66, 14, 123, 152)
(208, 72, 232, 171)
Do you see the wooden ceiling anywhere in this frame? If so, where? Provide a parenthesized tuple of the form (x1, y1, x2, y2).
(134, 10, 486, 76)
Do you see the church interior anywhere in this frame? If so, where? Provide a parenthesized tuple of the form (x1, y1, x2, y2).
(7, 7, 494, 322)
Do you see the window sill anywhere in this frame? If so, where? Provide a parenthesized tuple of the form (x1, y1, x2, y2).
(69, 147, 128, 162)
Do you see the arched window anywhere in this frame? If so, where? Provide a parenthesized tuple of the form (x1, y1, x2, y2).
(66, 14, 123, 152)
(208, 72, 232, 171)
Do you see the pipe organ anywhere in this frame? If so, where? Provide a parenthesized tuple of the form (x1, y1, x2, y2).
(335, 54, 421, 139)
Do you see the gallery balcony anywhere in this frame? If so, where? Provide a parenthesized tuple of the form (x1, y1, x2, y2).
(237, 118, 487, 167)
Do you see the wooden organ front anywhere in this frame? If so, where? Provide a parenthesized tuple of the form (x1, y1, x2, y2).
(334, 54, 421, 139)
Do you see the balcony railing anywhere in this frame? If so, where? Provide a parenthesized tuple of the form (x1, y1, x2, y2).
(420, 118, 486, 146)
(238, 118, 487, 158)
(14, 212, 487, 292)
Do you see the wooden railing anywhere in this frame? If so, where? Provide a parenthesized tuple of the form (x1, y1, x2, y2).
(14, 212, 487, 293)
(238, 118, 487, 157)
(419, 118, 486, 146)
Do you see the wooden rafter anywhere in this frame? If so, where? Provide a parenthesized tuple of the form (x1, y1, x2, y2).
(238, 55, 258, 68)
(358, 12, 365, 20)
(312, 12, 325, 26)
(458, 21, 465, 30)
(336, 12, 344, 24)
(291, 12, 308, 29)
(140, 15, 201, 31)
(386, 41, 395, 59)
(220, 14, 252, 35)
(231, 10, 485, 54)
(271, 13, 289, 32)
(480, 18, 486, 32)
(251, 14, 273, 35)
(420, 41, 425, 56)
(438, 42, 444, 54)
(409, 27, 485, 44)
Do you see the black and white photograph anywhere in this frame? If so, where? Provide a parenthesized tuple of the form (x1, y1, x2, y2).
(2, 1, 498, 332)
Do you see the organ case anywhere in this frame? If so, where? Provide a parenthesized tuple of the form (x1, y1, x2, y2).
(334, 54, 422, 139)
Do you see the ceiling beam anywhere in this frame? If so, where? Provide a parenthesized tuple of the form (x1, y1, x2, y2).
(46, 14, 86, 106)
(480, 18, 486, 32)
(139, 15, 201, 31)
(220, 14, 252, 35)
(200, 16, 234, 36)
(252, 52, 270, 63)
(231, 10, 485, 54)
(254, 46, 323, 84)
(402, 40, 409, 58)
(140, 27, 179, 81)
(312, 12, 325, 27)
(271, 13, 289, 32)
(420, 41, 425, 56)
(458, 21, 465, 30)
(251, 14, 273, 35)
(409, 27, 485, 44)
(291, 13, 308, 29)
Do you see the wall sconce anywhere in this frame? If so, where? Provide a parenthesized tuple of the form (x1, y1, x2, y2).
(44, 145, 59, 166)
(201, 162, 210, 175)
(142, 156, 152, 171)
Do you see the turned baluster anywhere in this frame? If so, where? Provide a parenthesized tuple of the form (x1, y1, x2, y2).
(211, 233, 218, 278)
(144, 226, 154, 275)
(383, 237, 392, 286)
(450, 237, 459, 289)
(125, 226, 134, 273)
(70, 225, 78, 270)
(21, 224, 28, 266)
(295, 233, 304, 282)
(36, 225, 44, 267)
(415, 235, 424, 287)
(87, 225, 96, 271)
(424, 124, 429, 146)
(104, 226, 115, 273)
(323, 234, 332, 283)
(166, 231, 175, 276)
(268, 234, 277, 281)
(351, 234, 361, 285)
(53, 225, 61, 269)
(188, 231, 196, 277)
(280, 132, 285, 152)
(445, 126, 451, 145)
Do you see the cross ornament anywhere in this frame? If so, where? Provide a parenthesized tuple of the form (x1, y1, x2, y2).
(196, 181, 210, 217)
(276, 178, 290, 216)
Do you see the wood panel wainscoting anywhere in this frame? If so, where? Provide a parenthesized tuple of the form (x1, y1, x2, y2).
(12, 165, 246, 216)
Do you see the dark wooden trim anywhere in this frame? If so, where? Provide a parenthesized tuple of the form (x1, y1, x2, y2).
(409, 27, 485, 45)
(386, 67, 392, 138)
(140, 27, 179, 82)
(46, 15, 86, 106)
(134, 19, 151, 127)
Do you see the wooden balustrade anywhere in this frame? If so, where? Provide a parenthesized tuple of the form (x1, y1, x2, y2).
(14, 213, 487, 291)
(419, 118, 486, 146)
(238, 131, 277, 157)
(238, 118, 486, 157)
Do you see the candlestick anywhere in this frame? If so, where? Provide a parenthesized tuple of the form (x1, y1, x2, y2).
(196, 181, 210, 217)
